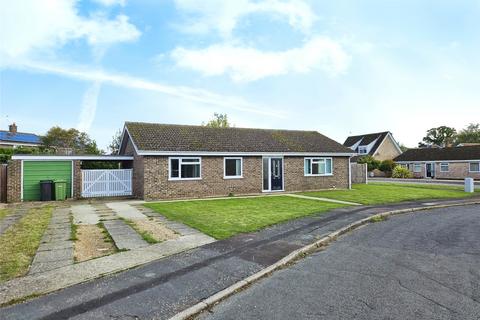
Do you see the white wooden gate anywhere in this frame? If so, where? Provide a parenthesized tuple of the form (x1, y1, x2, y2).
(81, 169, 132, 198)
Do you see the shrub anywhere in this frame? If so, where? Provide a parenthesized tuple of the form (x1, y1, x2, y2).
(379, 160, 396, 172)
(358, 155, 381, 171)
(392, 166, 413, 178)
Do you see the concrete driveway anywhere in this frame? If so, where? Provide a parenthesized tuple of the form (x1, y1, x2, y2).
(199, 205, 480, 320)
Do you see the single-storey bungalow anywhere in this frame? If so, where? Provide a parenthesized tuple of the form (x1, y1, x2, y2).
(394, 145, 480, 180)
(119, 122, 356, 200)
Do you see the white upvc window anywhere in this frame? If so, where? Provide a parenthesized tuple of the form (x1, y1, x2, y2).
(224, 157, 243, 179)
(358, 146, 368, 154)
(304, 158, 333, 176)
(470, 162, 480, 172)
(169, 157, 201, 180)
(413, 164, 422, 173)
(440, 163, 449, 172)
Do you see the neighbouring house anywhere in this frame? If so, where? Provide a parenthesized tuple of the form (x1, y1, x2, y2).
(343, 131, 402, 163)
(118, 122, 355, 200)
(394, 145, 480, 180)
(0, 123, 42, 148)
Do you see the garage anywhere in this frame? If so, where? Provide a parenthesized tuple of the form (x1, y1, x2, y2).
(6, 155, 134, 202)
(22, 160, 72, 201)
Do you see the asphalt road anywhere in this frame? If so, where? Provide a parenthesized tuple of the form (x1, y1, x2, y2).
(199, 205, 480, 320)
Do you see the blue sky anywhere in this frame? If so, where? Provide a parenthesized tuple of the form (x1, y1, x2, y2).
(1, 0, 479, 150)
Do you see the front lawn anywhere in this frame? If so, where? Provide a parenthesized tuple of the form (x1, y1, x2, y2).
(0, 206, 53, 282)
(145, 196, 347, 239)
(300, 183, 477, 205)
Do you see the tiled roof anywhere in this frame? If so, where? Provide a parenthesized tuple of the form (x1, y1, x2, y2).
(0, 130, 41, 145)
(394, 146, 480, 162)
(124, 122, 352, 154)
(343, 131, 390, 156)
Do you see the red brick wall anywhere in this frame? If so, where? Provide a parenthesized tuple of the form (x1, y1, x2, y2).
(284, 156, 350, 192)
(73, 160, 82, 198)
(143, 156, 263, 200)
(122, 136, 144, 198)
(140, 155, 350, 200)
(7, 159, 21, 203)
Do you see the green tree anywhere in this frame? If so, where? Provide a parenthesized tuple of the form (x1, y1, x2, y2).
(357, 155, 381, 171)
(42, 126, 101, 154)
(379, 159, 396, 172)
(203, 113, 231, 128)
(398, 143, 409, 152)
(419, 126, 457, 147)
(456, 123, 480, 144)
(108, 129, 122, 155)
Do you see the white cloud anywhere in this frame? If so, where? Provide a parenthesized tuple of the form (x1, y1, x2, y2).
(8, 60, 285, 118)
(174, 0, 316, 37)
(93, 0, 126, 6)
(171, 37, 351, 82)
(77, 81, 102, 133)
(0, 0, 140, 59)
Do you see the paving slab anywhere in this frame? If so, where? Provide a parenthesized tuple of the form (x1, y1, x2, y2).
(32, 248, 73, 263)
(135, 204, 200, 236)
(29, 207, 74, 275)
(72, 205, 100, 225)
(106, 202, 148, 220)
(102, 219, 149, 250)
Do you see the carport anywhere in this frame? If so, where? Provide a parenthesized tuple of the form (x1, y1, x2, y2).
(10, 155, 134, 201)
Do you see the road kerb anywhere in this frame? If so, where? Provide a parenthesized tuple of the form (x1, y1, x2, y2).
(167, 200, 480, 320)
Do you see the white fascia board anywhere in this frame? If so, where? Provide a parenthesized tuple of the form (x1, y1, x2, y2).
(136, 150, 356, 157)
(12, 155, 134, 160)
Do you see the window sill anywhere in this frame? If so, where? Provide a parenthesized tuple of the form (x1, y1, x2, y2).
(304, 174, 333, 177)
(168, 178, 202, 181)
(223, 176, 243, 180)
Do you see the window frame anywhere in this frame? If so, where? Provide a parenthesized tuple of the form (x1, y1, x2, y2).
(413, 163, 422, 173)
(223, 157, 243, 179)
(304, 157, 333, 176)
(168, 157, 202, 180)
(469, 162, 480, 173)
(358, 146, 368, 154)
(440, 162, 449, 172)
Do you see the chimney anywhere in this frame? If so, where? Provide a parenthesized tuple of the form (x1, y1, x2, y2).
(9, 123, 17, 133)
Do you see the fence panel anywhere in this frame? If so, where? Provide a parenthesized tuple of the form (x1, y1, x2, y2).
(351, 163, 368, 184)
(81, 169, 132, 198)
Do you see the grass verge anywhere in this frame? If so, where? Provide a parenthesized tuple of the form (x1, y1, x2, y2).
(0, 208, 11, 221)
(145, 196, 348, 239)
(0, 206, 53, 282)
(300, 183, 477, 205)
